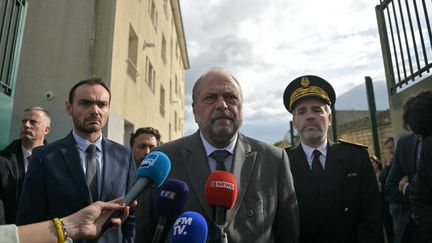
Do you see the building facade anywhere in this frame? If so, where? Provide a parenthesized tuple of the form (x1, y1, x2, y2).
(10, 0, 189, 145)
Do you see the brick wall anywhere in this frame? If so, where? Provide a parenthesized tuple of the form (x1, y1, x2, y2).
(334, 110, 393, 161)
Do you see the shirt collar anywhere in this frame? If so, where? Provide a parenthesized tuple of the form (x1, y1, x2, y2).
(301, 141, 327, 160)
(199, 132, 237, 157)
(72, 130, 103, 152)
(21, 144, 32, 159)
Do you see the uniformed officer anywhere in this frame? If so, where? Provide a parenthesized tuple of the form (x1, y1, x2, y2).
(283, 75, 383, 243)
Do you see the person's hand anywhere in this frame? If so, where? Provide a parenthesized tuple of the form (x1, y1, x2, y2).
(61, 198, 138, 240)
(399, 176, 409, 193)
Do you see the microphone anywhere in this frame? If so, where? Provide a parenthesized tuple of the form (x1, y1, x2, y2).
(204, 171, 238, 243)
(171, 211, 208, 243)
(151, 179, 189, 243)
(101, 151, 171, 233)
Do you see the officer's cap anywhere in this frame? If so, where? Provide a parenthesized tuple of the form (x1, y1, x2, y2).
(283, 75, 336, 113)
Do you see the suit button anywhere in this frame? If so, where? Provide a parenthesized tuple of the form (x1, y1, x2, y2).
(247, 209, 254, 217)
(344, 207, 349, 212)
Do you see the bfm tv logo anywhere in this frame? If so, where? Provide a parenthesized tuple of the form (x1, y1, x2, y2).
(140, 153, 159, 168)
(173, 216, 193, 236)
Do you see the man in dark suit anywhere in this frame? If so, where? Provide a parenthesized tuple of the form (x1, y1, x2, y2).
(135, 68, 299, 243)
(283, 75, 383, 243)
(129, 127, 161, 168)
(0, 106, 51, 224)
(385, 133, 422, 243)
(408, 90, 432, 241)
(16, 78, 136, 243)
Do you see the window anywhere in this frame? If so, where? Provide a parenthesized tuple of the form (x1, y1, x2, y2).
(175, 75, 178, 95)
(169, 79, 173, 102)
(127, 25, 139, 81)
(149, 0, 158, 31)
(146, 57, 155, 92)
(0, 0, 26, 96)
(174, 111, 178, 132)
(161, 34, 166, 64)
(160, 85, 165, 117)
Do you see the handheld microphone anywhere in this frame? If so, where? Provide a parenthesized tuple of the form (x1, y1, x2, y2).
(205, 171, 238, 243)
(101, 151, 171, 233)
(171, 211, 208, 243)
(151, 179, 189, 243)
(205, 171, 238, 225)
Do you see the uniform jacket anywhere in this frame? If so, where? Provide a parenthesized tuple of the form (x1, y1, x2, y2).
(286, 140, 383, 243)
(135, 131, 299, 243)
(16, 132, 136, 243)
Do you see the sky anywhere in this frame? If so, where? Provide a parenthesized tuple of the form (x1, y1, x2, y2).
(180, 0, 388, 144)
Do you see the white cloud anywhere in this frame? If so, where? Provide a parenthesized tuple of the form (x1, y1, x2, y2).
(181, 0, 387, 144)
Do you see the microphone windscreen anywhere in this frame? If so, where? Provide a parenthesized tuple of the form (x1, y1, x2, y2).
(137, 151, 171, 187)
(171, 211, 208, 243)
(155, 179, 189, 220)
(204, 171, 238, 209)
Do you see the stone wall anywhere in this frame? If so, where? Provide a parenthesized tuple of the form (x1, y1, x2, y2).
(334, 110, 393, 161)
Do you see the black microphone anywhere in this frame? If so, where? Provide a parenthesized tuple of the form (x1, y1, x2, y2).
(100, 151, 171, 234)
(151, 179, 189, 243)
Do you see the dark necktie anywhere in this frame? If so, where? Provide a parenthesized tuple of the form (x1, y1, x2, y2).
(312, 150, 324, 175)
(210, 150, 230, 171)
(86, 144, 98, 201)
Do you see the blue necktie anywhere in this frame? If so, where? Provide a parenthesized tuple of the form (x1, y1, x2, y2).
(86, 144, 98, 201)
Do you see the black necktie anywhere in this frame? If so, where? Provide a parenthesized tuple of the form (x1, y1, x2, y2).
(86, 144, 98, 201)
(210, 150, 230, 171)
(312, 150, 324, 175)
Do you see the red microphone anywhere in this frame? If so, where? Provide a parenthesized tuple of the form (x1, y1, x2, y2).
(205, 170, 238, 225)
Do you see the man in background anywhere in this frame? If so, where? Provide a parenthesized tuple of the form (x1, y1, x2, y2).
(379, 137, 395, 243)
(16, 78, 136, 243)
(129, 127, 161, 168)
(0, 107, 51, 224)
(283, 75, 383, 243)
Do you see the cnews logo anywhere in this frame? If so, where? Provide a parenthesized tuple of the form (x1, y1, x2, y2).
(210, 181, 234, 190)
(140, 153, 159, 168)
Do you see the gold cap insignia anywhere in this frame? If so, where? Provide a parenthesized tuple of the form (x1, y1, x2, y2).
(300, 77, 310, 87)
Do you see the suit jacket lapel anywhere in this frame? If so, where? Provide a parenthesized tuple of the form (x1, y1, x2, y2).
(61, 132, 92, 204)
(226, 133, 256, 224)
(100, 138, 115, 201)
(182, 132, 213, 219)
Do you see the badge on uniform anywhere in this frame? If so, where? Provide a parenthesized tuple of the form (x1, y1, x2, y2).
(347, 172, 357, 177)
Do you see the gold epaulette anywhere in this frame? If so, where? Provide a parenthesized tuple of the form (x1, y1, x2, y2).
(338, 139, 368, 149)
(284, 145, 292, 150)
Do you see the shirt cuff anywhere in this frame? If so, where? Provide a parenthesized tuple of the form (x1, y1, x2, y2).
(403, 183, 410, 195)
(0, 224, 19, 243)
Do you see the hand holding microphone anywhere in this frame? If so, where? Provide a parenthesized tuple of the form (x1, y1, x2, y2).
(151, 179, 189, 243)
(100, 151, 171, 234)
(171, 211, 208, 243)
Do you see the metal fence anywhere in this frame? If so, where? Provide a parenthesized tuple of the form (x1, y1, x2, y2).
(0, 0, 26, 96)
(376, 0, 432, 95)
